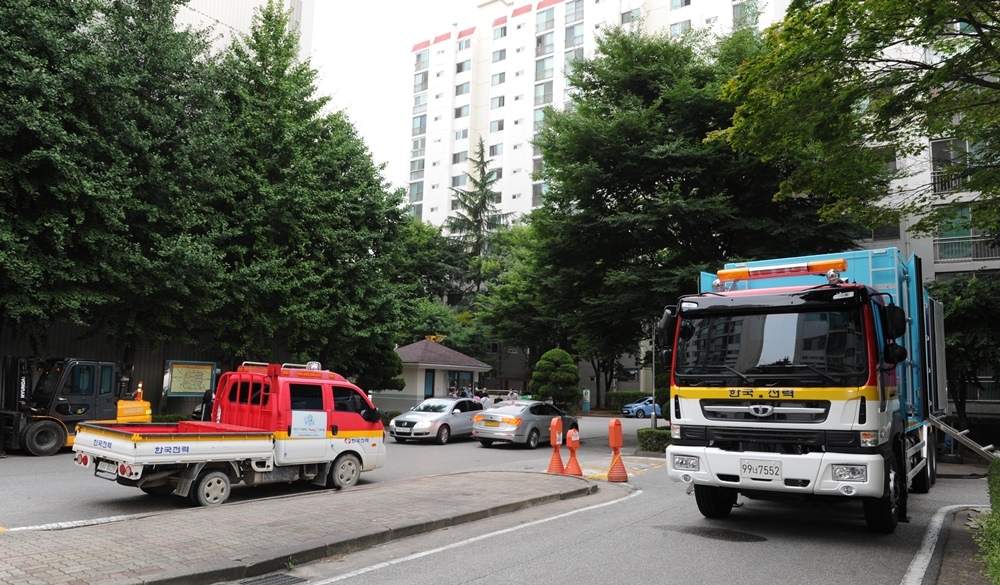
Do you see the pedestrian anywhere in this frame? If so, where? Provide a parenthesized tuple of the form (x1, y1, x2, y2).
(448, 387, 457, 397)
(481, 392, 493, 409)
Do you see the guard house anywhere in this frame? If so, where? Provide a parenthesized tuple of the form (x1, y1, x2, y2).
(374, 338, 491, 413)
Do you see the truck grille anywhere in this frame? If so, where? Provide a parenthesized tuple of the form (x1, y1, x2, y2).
(700, 399, 830, 423)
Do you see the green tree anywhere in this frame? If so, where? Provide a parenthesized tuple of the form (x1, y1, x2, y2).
(529, 348, 581, 409)
(444, 137, 513, 294)
(531, 26, 861, 403)
(720, 0, 1000, 238)
(927, 273, 1000, 430)
(394, 216, 467, 302)
(212, 0, 406, 383)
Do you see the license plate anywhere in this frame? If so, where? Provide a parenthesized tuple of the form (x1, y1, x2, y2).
(484, 421, 499, 427)
(97, 460, 117, 474)
(740, 459, 781, 480)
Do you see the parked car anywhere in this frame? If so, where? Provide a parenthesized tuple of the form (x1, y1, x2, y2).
(472, 400, 578, 449)
(622, 396, 662, 419)
(387, 397, 483, 445)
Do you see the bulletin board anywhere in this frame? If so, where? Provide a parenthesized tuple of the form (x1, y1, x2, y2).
(162, 361, 218, 397)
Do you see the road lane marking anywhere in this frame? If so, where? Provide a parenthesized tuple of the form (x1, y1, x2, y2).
(900, 504, 987, 585)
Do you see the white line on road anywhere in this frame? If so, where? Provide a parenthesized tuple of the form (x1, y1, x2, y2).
(311, 489, 644, 584)
(900, 504, 985, 585)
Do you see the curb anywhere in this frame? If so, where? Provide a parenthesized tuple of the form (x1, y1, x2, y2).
(144, 476, 599, 585)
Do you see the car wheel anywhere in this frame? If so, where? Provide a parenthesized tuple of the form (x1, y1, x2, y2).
(526, 429, 540, 449)
(436, 425, 451, 445)
(189, 470, 231, 507)
(394, 437, 407, 443)
(479, 439, 494, 447)
(635, 409, 646, 419)
(331, 453, 361, 489)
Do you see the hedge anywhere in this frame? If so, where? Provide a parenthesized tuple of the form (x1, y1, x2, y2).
(974, 458, 1000, 583)
(637, 427, 671, 453)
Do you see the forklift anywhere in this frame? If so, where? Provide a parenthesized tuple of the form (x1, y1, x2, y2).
(0, 356, 152, 456)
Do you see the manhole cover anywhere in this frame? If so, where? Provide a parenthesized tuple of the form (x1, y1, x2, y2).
(239, 574, 308, 585)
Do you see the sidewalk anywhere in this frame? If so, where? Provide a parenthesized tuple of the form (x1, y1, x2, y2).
(0, 459, 990, 585)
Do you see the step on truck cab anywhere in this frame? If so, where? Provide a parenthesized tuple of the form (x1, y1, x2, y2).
(72, 361, 386, 506)
(658, 248, 947, 533)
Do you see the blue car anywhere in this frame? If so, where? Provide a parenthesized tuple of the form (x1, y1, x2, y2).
(622, 396, 662, 419)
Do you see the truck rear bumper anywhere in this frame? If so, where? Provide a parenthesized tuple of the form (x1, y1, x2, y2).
(665, 445, 886, 498)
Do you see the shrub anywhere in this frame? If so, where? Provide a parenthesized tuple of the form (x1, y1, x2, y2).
(153, 413, 189, 423)
(975, 458, 1000, 583)
(606, 392, 645, 412)
(637, 427, 671, 453)
(529, 348, 582, 409)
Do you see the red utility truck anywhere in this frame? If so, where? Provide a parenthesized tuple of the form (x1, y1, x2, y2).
(72, 361, 386, 505)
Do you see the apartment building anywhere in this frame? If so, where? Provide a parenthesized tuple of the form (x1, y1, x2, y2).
(176, 0, 314, 57)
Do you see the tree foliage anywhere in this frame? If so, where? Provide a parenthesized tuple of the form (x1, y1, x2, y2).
(529, 26, 861, 401)
(529, 348, 581, 408)
(927, 272, 1000, 429)
(720, 0, 1000, 238)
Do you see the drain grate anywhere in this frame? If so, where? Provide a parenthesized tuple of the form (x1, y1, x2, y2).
(239, 574, 308, 585)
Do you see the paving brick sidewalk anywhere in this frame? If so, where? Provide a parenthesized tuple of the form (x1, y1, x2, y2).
(0, 471, 596, 585)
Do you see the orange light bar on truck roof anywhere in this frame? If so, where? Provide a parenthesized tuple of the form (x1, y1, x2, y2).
(717, 258, 848, 281)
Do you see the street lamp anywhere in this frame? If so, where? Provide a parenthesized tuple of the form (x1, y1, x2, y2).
(650, 318, 657, 429)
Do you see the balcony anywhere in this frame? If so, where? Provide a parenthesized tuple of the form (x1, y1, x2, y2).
(934, 235, 1000, 262)
(932, 170, 965, 193)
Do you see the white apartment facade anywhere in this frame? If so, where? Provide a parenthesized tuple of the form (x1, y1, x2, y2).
(176, 0, 314, 57)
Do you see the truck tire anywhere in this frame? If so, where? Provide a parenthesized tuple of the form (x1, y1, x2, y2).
(864, 453, 903, 533)
(694, 485, 737, 519)
(331, 453, 361, 489)
(189, 470, 231, 506)
(23, 420, 67, 457)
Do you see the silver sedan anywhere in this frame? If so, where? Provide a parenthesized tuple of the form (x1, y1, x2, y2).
(387, 397, 483, 445)
(472, 400, 578, 449)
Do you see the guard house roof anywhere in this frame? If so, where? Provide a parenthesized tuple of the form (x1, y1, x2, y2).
(395, 340, 491, 372)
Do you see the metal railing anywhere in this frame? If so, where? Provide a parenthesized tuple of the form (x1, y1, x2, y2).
(934, 235, 1000, 262)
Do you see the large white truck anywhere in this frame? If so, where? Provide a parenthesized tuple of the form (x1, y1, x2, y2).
(658, 248, 947, 533)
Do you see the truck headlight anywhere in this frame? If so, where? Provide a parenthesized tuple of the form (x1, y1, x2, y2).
(831, 464, 867, 482)
(672, 454, 700, 471)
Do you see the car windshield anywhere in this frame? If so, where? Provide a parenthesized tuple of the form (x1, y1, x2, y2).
(413, 400, 454, 413)
(674, 308, 868, 387)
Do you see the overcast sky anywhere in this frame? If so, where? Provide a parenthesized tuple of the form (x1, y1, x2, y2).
(310, 1, 480, 191)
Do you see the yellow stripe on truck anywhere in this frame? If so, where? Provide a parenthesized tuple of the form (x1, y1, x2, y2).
(673, 385, 882, 401)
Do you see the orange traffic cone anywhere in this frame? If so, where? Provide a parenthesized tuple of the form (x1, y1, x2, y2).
(564, 449, 582, 477)
(607, 447, 628, 482)
(547, 444, 565, 474)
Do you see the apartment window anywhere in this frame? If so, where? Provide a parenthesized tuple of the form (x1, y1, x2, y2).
(490, 120, 505, 132)
(536, 56, 554, 81)
(489, 168, 504, 180)
(492, 72, 506, 86)
(671, 0, 691, 7)
(931, 138, 969, 193)
(566, 48, 584, 77)
(532, 182, 547, 207)
(411, 203, 422, 220)
(533, 157, 543, 175)
(452, 151, 468, 164)
(511, 193, 521, 200)
(565, 0, 584, 23)
(622, 8, 641, 23)
(494, 25, 507, 39)
(492, 49, 507, 62)
(534, 81, 553, 106)
(456, 82, 471, 96)
(457, 38, 471, 51)
(432, 161, 439, 166)
(491, 96, 505, 109)
(536, 32, 554, 57)
(455, 105, 469, 118)
(536, 8, 554, 33)
(415, 50, 429, 71)
(409, 182, 424, 203)
(489, 143, 504, 156)
(451, 199, 461, 211)
(455, 129, 469, 140)
(565, 24, 583, 49)
(411, 137, 425, 157)
(456, 60, 471, 73)
(670, 20, 691, 35)
(409, 159, 425, 180)
(412, 115, 426, 136)
(413, 93, 427, 114)
(414, 71, 428, 93)
(452, 175, 468, 187)
(534, 108, 545, 131)
(733, 2, 752, 28)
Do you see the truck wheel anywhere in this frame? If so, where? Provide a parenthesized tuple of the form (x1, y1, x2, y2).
(694, 485, 737, 519)
(436, 425, 451, 445)
(864, 453, 902, 533)
(24, 421, 67, 457)
(331, 453, 361, 489)
(189, 470, 231, 506)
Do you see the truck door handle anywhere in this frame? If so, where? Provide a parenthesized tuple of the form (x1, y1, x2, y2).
(330, 425, 338, 435)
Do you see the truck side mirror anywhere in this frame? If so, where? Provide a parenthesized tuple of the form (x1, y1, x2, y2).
(659, 347, 673, 367)
(883, 305, 906, 340)
(883, 343, 907, 365)
(361, 408, 380, 423)
(656, 306, 677, 349)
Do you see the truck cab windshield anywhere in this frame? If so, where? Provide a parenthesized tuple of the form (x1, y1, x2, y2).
(674, 309, 868, 387)
(31, 360, 66, 407)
